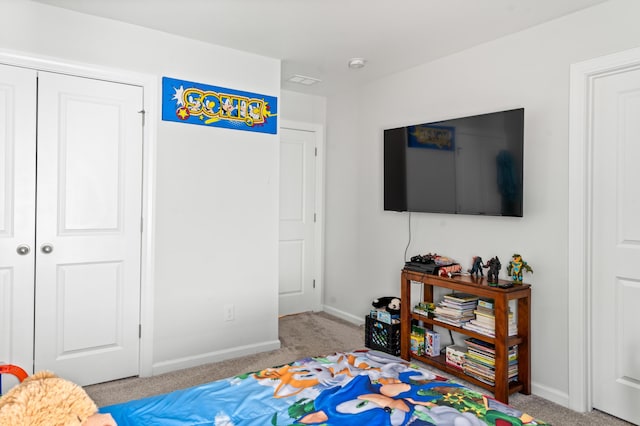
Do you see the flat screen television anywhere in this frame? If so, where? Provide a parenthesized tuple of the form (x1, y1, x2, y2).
(384, 108, 524, 217)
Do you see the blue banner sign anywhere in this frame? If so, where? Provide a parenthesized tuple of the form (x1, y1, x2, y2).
(162, 76, 278, 134)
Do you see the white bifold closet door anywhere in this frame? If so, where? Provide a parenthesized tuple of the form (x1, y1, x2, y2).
(0, 64, 37, 393)
(0, 64, 143, 388)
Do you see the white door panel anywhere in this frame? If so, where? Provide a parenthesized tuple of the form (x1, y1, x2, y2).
(34, 72, 143, 386)
(591, 67, 640, 424)
(0, 64, 37, 393)
(279, 240, 304, 294)
(279, 128, 316, 316)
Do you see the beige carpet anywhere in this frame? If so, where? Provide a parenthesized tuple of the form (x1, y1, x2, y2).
(85, 312, 632, 425)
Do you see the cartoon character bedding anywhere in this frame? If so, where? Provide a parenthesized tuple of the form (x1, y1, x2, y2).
(100, 350, 547, 425)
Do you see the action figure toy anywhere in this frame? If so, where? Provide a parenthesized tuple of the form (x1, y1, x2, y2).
(506, 253, 533, 283)
(484, 256, 501, 285)
(468, 256, 484, 277)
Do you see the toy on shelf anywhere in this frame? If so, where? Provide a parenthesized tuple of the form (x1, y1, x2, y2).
(468, 256, 484, 277)
(484, 256, 501, 285)
(506, 254, 533, 283)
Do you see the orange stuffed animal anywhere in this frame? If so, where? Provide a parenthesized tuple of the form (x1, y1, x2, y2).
(0, 370, 116, 426)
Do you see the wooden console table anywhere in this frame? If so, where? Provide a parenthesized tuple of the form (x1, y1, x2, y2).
(400, 269, 531, 404)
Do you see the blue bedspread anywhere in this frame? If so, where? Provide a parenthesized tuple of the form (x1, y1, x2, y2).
(100, 350, 546, 425)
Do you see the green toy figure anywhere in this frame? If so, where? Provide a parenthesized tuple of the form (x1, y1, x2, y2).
(506, 253, 533, 283)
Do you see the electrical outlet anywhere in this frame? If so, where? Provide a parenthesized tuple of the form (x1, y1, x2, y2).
(224, 304, 234, 321)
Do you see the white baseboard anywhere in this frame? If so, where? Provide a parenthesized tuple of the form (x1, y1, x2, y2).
(321, 305, 365, 326)
(150, 339, 281, 376)
(531, 381, 570, 409)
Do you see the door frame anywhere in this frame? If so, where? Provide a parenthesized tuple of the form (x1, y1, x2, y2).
(0, 48, 157, 377)
(568, 46, 640, 412)
(280, 120, 325, 313)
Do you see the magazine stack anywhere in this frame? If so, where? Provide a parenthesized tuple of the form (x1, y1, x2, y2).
(464, 338, 518, 385)
(433, 293, 478, 327)
(462, 298, 517, 337)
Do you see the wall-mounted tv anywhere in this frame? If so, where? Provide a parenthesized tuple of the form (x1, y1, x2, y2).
(384, 108, 524, 217)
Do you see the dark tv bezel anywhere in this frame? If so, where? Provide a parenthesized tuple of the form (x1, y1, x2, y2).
(383, 108, 524, 217)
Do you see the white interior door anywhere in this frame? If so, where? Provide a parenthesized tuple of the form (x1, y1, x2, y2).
(591, 65, 640, 424)
(0, 64, 37, 393)
(33, 72, 143, 386)
(279, 127, 316, 316)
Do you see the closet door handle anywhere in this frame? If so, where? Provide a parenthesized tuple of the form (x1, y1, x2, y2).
(41, 244, 54, 254)
(16, 244, 31, 255)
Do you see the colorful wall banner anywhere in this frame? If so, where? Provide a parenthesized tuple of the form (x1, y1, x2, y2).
(162, 76, 278, 134)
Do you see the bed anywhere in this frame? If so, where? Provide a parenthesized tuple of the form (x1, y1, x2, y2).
(100, 350, 547, 425)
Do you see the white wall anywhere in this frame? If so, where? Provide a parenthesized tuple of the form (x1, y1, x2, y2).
(280, 90, 326, 126)
(1, 1, 281, 372)
(322, 0, 640, 407)
(322, 88, 363, 322)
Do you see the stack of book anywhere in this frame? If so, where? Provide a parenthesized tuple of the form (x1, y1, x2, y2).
(433, 293, 478, 327)
(462, 298, 517, 337)
(464, 338, 518, 385)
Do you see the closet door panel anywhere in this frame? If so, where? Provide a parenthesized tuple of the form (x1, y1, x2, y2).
(56, 262, 122, 350)
(60, 96, 121, 231)
(0, 64, 37, 391)
(34, 72, 143, 386)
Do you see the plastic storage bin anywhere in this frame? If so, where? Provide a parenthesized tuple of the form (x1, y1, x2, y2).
(365, 316, 401, 356)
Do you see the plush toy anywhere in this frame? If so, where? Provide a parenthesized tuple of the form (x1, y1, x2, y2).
(0, 370, 117, 426)
(372, 296, 401, 316)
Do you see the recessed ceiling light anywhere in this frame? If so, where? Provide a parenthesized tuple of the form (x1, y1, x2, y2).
(348, 58, 366, 69)
(287, 74, 322, 85)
